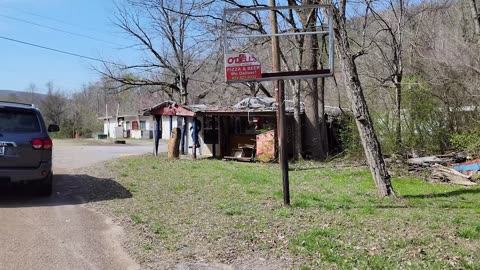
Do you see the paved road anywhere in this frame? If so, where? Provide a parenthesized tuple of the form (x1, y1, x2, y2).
(0, 139, 166, 270)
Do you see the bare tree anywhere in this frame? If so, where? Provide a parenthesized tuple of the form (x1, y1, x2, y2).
(101, 0, 213, 105)
(245, 82, 273, 97)
(25, 83, 37, 104)
(220, 0, 334, 159)
(360, 0, 409, 150)
(287, 0, 329, 160)
(407, 1, 480, 147)
(333, 0, 395, 196)
(41, 82, 67, 126)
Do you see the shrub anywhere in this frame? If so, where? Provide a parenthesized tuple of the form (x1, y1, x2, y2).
(450, 131, 480, 156)
(337, 114, 364, 158)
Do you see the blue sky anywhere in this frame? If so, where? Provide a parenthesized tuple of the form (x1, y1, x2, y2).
(0, 0, 140, 94)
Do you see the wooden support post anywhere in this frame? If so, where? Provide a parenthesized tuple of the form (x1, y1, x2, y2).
(270, 0, 290, 206)
(192, 117, 198, 159)
(154, 115, 160, 156)
(212, 116, 216, 158)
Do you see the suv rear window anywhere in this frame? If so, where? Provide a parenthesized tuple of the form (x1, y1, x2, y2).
(0, 108, 41, 133)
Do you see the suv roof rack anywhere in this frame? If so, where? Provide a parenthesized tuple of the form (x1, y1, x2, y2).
(0, 101, 36, 109)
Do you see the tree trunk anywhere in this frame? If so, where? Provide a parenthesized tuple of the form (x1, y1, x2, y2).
(294, 2, 326, 160)
(333, 6, 395, 196)
(293, 80, 303, 160)
(469, 0, 480, 36)
(394, 76, 402, 150)
(304, 35, 327, 159)
(248, 83, 258, 97)
(317, 32, 329, 156)
(180, 91, 188, 105)
(253, 83, 258, 97)
(180, 74, 188, 105)
(304, 78, 325, 159)
(319, 72, 328, 156)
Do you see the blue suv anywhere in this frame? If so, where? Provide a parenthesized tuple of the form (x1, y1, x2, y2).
(0, 101, 59, 196)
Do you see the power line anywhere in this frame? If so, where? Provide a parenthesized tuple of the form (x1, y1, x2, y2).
(0, 4, 109, 36)
(0, 35, 218, 86)
(0, 36, 215, 84)
(0, 35, 120, 65)
(0, 14, 123, 46)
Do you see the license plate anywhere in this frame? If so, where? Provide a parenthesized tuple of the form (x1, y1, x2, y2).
(0, 147, 4, 156)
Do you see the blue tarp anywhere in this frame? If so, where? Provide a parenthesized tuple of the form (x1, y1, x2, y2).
(454, 163, 480, 172)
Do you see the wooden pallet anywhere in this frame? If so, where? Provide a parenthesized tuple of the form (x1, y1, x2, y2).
(223, 146, 255, 162)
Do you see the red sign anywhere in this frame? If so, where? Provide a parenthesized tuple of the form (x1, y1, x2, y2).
(225, 52, 262, 82)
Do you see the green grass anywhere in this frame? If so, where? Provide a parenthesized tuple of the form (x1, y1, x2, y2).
(90, 155, 480, 269)
(143, 242, 152, 251)
(130, 214, 143, 224)
(456, 224, 480, 239)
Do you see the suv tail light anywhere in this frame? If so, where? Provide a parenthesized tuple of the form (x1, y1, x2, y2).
(43, 138, 53, 149)
(32, 138, 53, 150)
(32, 139, 43, 149)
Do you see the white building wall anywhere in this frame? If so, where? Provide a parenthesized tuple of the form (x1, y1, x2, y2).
(104, 115, 154, 139)
(145, 116, 153, 131)
(103, 121, 117, 138)
(183, 117, 202, 156)
(185, 117, 194, 155)
(197, 117, 204, 156)
(161, 116, 179, 139)
(130, 130, 142, 139)
(183, 117, 191, 154)
(156, 115, 216, 157)
(103, 122, 108, 135)
(161, 116, 170, 139)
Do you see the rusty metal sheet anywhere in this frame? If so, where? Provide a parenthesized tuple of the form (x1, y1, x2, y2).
(256, 130, 275, 162)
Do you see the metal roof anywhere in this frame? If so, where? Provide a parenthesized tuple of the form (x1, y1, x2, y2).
(143, 100, 280, 117)
(98, 113, 150, 120)
(143, 99, 348, 118)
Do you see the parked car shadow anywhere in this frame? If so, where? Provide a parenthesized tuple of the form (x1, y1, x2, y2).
(0, 174, 132, 208)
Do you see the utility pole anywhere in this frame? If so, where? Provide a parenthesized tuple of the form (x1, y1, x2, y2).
(105, 103, 110, 138)
(270, 0, 290, 206)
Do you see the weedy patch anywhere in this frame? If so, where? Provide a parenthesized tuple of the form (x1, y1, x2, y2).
(456, 224, 480, 239)
(85, 155, 480, 269)
(130, 214, 143, 224)
(275, 208, 292, 217)
(143, 242, 152, 251)
(152, 223, 174, 238)
(217, 201, 246, 216)
(290, 227, 340, 258)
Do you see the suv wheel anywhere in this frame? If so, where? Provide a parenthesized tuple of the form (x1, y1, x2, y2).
(38, 173, 53, 197)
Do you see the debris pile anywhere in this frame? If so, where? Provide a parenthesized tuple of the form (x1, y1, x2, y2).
(407, 153, 477, 186)
(407, 153, 465, 171)
(430, 164, 477, 186)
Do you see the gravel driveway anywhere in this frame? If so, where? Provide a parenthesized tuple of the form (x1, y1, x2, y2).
(0, 139, 166, 270)
(53, 139, 157, 170)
